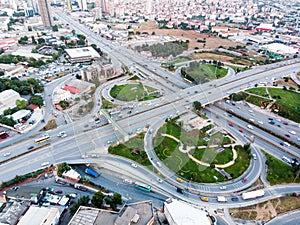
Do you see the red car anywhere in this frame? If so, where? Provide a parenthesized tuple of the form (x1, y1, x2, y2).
(239, 129, 244, 133)
(55, 190, 63, 194)
(229, 123, 234, 127)
(242, 178, 247, 183)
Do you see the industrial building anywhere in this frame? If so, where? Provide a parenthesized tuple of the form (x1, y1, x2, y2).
(64, 47, 101, 63)
(0, 89, 27, 115)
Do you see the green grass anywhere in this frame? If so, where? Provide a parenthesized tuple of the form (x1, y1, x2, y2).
(153, 136, 224, 183)
(164, 56, 191, 65)
(108, 133, 151, 166)
(224, 145, 251, 178)
(183, 63, 228, 84)
(110, 83, 158, 102)
(227, 65, 251, 72)
(246, 87, 269, 97)
(267, 88, 300, 123)
(246, 95, 271, 107)
(192, 147, 233, 165)
(264, 152, 300, 185)
(101, 97, 115, 109)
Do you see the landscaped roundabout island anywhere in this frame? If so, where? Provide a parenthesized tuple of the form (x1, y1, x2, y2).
(109, 112, 252, 184)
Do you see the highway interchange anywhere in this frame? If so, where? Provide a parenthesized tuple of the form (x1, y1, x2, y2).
(0, 8, 300, 224)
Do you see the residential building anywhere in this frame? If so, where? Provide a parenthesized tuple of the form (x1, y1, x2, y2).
(68, 201, 154, 225)
(17, 205, 60, 225)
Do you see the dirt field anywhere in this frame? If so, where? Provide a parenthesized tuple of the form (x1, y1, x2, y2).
(135, 21, 242, 50)
(230, 196, 300, 222)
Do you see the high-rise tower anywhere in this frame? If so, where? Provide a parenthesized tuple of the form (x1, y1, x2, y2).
(37, 0, 53, 28)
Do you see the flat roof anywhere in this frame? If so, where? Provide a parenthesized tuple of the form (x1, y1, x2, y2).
(164, 198, 212, 225)
(64, 47, 100, 59)
(17, 206, 59, 225)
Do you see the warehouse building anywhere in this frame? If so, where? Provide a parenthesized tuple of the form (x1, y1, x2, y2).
(64, 47, 101, 63)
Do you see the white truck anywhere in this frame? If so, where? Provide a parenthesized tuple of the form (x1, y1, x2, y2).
(217, 196, 227, 202)
(242, 190, 265, 200)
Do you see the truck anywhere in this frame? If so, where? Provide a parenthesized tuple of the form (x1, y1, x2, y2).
(74, 184, 88, 192)
(242, 190, 265, 200)
(85, 168, 99, 178)
(217, 196, 227, 202)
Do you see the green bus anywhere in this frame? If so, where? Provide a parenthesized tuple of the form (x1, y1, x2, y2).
(135, 182, 151, 192)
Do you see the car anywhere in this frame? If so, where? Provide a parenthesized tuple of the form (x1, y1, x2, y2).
(229, 123, 234, 127)
(176, 187, 184, 194)
(285, 134, 290, 138)
(219, 186, 227, 190)
(289, 130, 296, 135)
(3, 152, 11, 157)
(41, 162, 50, 167)
(280, 142, 284, 146)
(28, 146, 34, 150)
(257, 121, 264, 125)
(249, 118, 254, 122)
(44, 187, 54, 192)
(247, 124, 254, 130)
(176, 177, 183, 183)
(200, 196, 208, 202)
(248, 110, 254, 113)
(252, 154, 257, 160)
(55, 190, 63, 194)
(156, 161, 162, 167)
(231, 197, 239, 201)
(131, 163, 137, 168)
(283, 122, 288, 125)
(69, 193, 77, 198)
(157, 178, 163, 183)
(242, 178, 247, 183)
(239, 129, 244, 133)
(57, 131, 67, 138)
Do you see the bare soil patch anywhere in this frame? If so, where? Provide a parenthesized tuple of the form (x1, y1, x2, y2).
(230, 196, 300, 222)
(134, 23, 242, 50)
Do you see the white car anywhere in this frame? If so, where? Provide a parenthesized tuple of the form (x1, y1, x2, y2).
(157, 178, 163, 183)
(41, 162, 50, 167)
(131, 163, 138, 168)
(257, 121, 264, 125)
(57, 131, 67, 138)
(289, 130, 296, 135)
(219, 186, 227, 190)
(3, 152, 11, 157)
(249, 118, 254, 122)
(247, 124, 254, 130)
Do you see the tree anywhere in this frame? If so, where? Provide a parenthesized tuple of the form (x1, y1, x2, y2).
(52, 25, 59, 32)
(111, 192, 122, 205)
(31, 36, 37, 44)
(29, 95, 43, 107)
(60, 36, 66, 41)
(193, 101, 202, 111)
(91, 191, 104, 208)
(59, 100, 69, 109)
(70, 196, 90, 214)
(16, 99, 27, 110)
(37, 37, 45, 44)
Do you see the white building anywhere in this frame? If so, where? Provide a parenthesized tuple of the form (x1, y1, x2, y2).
(64, 47, 101, 63)
(10, 109, 31, 122)
(0, 89, 26, 115)
(17, 206, 60, 225)
(53, 88, 71, 104)
(164, 198, 215, 225)
(260, 43, 298, 55)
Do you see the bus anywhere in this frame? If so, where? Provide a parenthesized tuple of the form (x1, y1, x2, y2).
(34, 134, 51, 144)
(135, 182, 151, 192)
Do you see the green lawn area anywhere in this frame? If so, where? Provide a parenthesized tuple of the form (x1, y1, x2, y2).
(108, 133, 151, 167)
(101, 97, 115, 109)
(246, 95, 271, 107)
(191, 147, 233, 165)
(153, 136, 225, 183)
(246, 87, 269, 97)
(224, 145, 251, 178)
(164, 56, 191, 65)
(264, 152, 300, 185)
(183, 62, 228, 84)
(227, 65, 251, 72)
(268, 88, 300, 123)
(110, 83, 159, 102)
